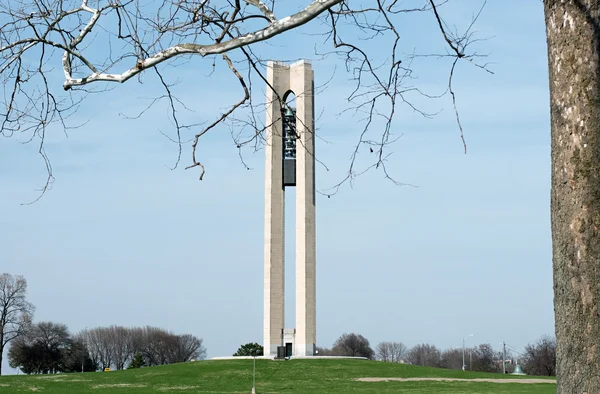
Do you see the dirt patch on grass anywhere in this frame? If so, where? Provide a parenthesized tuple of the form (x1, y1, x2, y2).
(156, 386, 201, 391)
(35, 374, 69, 379)
(92, 383, 148, 389)
(138, 371, 167, 377)
(62, 379, 92, 382)
(356, 377, 556, 384)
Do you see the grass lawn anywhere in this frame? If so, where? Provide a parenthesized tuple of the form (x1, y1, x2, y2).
(0, 358, 556, 393)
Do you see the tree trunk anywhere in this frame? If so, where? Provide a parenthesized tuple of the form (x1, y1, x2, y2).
(545, 1, 600, 392)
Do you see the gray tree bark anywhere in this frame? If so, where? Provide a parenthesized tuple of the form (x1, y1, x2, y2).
(545, 1, 600, 392)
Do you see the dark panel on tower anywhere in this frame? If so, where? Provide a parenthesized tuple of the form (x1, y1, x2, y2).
(283, 159, 296, 187)
(282, 107, 297, 187)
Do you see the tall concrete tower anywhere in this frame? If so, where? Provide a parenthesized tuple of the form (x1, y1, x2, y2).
(264, 60, 316, 358)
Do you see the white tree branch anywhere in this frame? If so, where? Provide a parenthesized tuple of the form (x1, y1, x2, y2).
(63, 0, 343, 89)
(62, 2, 118, 80)
(244, 0, 277, 22)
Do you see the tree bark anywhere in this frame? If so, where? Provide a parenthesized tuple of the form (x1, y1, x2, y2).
(545, 1, 600, 392)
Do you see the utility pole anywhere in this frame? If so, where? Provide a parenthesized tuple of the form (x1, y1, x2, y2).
(462, 334, 473, 371)
(469, 349, 472, 370)
(502, 342, 506, 374)
(462, 338, 465, 371)
(252, 352, 257, 394)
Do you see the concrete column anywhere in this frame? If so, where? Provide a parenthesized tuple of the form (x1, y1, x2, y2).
(264, 62, 288, 357)
(291, 61, 316, 357)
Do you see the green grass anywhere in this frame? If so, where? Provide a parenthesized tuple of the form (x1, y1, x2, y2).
(0, 359, 556, 393)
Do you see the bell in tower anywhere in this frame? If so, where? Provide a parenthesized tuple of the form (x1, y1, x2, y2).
(282, 106, 297, 187)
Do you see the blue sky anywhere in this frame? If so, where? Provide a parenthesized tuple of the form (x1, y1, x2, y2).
(0, 0, 550, 373)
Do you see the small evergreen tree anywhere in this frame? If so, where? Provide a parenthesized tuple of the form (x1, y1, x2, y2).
(233, 343, 263, 357)
(128, 353, 146, 369)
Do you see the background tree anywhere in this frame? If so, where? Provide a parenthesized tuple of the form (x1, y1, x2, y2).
(406, 344, 441, 367)
(439, 348, 462, 370)
(80, 327, 113, 370)
(0, 273, 34, 375)
(140, 326, 173, 366)
(470, 343, 498, 373)
(331, 333, 374, 359)
(107, 325, 131, 371)
(8, 321, 71, 374)
(77, 325, 206, 369)
(171, 333, 206, 362)
(61, 338, 97, 373)
(77, 328, 103, 370)
(233, 342, 263, 357)
(522, 335, 556, 377)
(376, 341, 407, 363)
(7, 336, 44, 374)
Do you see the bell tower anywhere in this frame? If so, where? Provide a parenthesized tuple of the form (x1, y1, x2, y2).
(264, 60, 316, 357)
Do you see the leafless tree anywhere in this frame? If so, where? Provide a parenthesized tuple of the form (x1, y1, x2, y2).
(0, 0, 489, 201)
(522, 335, 556, 377)
(171, 333, 206, 362)
(0, 273, 34, 375)
(331, 333, 374, 359)
(406, 343, 441, 367)
(140, 326, 171, 366)
(106, 325, 131, 371)
(132, 326, 206, 365)
(376, 341, 407, 363)
(439, 347, 462, 370)
(78, 327, 113, 370)
(75, 329, 101, 369)
(470, 343, 498, 373)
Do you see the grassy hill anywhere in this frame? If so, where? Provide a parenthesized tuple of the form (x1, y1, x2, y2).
(0, 358, 556, 393)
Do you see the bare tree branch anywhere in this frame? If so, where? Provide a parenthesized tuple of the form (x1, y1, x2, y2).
(0, 0, 491, 198)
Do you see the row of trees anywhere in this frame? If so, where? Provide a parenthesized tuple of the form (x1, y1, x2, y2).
(0, 273, 555, 376)
(7, 322, 206, 374)
(0, 273, 206, 375)
(389, 337, 557, 376)
(405, 343, 499, 372)
(78, 325, 206, 370)
(316, 332, 557, 376)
